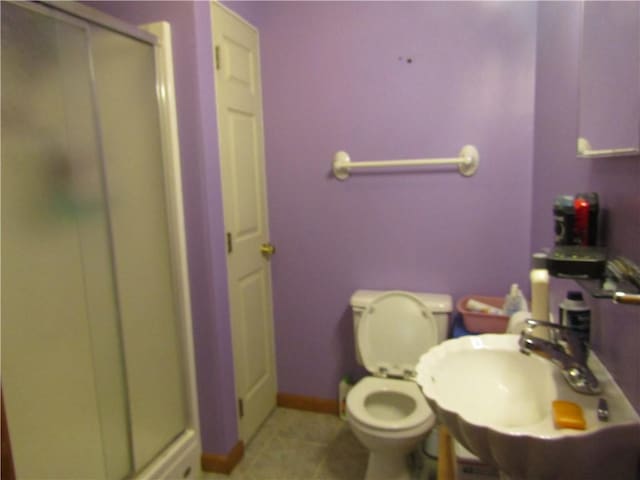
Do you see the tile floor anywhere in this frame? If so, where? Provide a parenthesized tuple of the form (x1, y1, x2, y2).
(201, 407, 369, 480)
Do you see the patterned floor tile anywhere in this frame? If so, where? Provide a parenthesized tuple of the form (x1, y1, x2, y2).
(202, 408, 368, 480)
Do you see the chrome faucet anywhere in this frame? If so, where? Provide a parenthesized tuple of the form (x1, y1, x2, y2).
(519, 318, 601, 395)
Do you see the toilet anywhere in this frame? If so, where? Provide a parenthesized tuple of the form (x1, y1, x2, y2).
(346, 289, 452, 480)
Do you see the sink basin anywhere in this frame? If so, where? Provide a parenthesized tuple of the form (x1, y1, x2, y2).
(416, 334, 640, 479)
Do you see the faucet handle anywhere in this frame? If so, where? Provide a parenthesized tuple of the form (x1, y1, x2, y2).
(525, 318, 571, 331)
(525, 318, 585, 338)
(524, 318, 563, 343)
(524, 318, 588, 359)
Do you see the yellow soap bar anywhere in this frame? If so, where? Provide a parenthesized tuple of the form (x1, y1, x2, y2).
(552, 400, 586, 430)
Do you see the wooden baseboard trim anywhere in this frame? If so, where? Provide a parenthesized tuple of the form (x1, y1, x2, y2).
(201, 440, 244, 474)
(277, 392, 339, 415)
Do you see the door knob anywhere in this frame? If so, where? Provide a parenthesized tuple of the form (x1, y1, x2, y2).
(260, 242, 276, 258)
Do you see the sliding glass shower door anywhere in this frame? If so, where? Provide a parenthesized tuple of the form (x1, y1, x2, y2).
(89, 19, 188, 472)
(1, 2, 187, 478)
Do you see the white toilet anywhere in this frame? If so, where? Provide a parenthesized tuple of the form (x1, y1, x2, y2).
(346, 289, 452, 480)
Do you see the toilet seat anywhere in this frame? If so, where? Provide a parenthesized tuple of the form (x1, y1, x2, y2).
(347, 376, 435, 432)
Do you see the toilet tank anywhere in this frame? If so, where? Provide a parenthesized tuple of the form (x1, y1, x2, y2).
(350, 289, 453, 366)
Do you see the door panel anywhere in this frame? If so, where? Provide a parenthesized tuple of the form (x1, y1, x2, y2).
(226, 39, 255, 92)
(229, 111, 261, 237)
(239, 272, 270, 388)
(211, 2, 277, 442)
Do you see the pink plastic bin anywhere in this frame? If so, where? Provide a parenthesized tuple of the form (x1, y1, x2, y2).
(457, 295, 508, 334)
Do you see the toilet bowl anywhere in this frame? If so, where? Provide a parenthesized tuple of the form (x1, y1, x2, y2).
(347, 290, 452, 480)
(348, 376, 435, 447)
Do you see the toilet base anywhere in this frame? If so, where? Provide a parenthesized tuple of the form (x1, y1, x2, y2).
(365, 450, 413, 480)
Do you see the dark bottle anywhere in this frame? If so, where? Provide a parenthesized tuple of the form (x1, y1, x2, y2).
(553, 195, 575, 246)
(559, 291, 591, 345)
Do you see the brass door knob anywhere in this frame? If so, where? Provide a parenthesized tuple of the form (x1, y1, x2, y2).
(260, 242, 276, 258)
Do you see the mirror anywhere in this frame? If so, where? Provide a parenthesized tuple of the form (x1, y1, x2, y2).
(577, 1, 640, 158)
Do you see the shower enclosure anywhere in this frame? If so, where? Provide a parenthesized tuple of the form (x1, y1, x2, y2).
(1, 2, 200, 478)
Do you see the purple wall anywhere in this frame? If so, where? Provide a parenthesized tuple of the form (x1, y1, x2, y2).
(240, 1, 537, 398)
(82, 0, 640, 456)
(83, 1, 238, 454)
(532, 2, 640, 411)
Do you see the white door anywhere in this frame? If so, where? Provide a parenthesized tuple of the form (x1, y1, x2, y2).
(210, 1, 277, 442)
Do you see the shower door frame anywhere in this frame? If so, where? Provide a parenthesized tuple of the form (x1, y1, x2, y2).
(135, 20, 203, 480)
(4, 2, 202, 478)
(41, 1, 158, 46)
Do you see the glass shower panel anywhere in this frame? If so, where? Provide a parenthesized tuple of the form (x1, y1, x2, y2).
(89, 25, 188, 470)
(1, 3, 131, 479)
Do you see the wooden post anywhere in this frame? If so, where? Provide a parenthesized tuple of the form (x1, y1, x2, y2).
(437, 425, 456, 480)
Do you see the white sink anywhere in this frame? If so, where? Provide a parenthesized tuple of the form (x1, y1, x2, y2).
(416, 334, 640, 479)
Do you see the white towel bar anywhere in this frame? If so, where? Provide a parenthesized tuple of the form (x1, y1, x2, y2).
(332, 145, 479, 180)
(577, 137, 640, 158)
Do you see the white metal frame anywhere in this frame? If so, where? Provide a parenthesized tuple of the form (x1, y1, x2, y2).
(42, 0, 157, 44)
(136, 21, 202, 480)
(332, 145, 480, 180)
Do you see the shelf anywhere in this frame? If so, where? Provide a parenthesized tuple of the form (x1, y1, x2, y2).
(575, 279, 617, 299)
(575, 278, 640, 305)
(543, 248, 640, 305)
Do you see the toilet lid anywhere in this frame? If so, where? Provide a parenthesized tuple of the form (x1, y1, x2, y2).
(358, 291, 438, 378)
